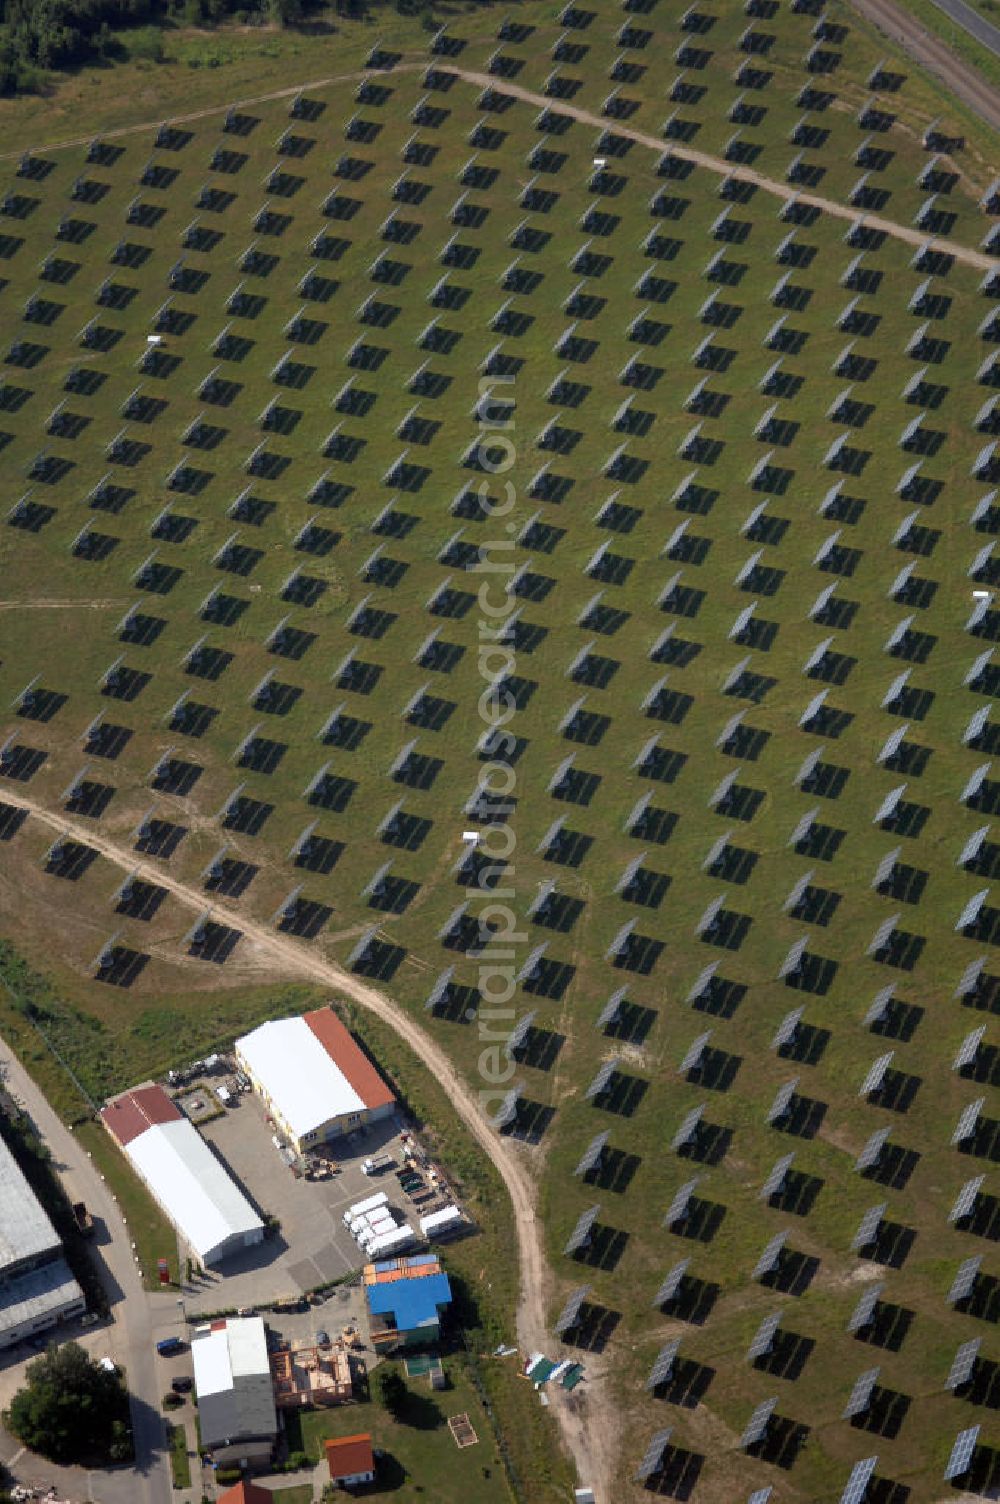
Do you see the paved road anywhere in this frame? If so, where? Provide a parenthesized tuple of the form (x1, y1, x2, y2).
(930, 0, 1000, 56)
(0, 1040, 170, 1504)
(851, 0, 1000, 133)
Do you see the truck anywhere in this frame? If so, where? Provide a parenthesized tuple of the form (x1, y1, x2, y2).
(72, 1201, 94, 1237)
(356, 1210, 395, 1242)
(419, 1205, 464, 1241)
(362, 1152, 396, 1176)
(343, 1191, 389, 1225)
(362, 1213, 396, 1241)
(366, 1224, 418, 1259)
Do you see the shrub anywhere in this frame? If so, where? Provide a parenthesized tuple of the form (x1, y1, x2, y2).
(373, 1367, 407, 1416)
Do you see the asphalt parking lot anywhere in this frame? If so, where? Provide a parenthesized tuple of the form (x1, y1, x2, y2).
(189, 1091, 417, 1314)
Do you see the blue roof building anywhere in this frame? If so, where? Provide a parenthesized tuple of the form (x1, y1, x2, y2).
(366, 1269, 452, 1351)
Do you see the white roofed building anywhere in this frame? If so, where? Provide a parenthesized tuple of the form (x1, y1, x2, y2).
(235, 1008, 395, 1154)
(101, 1084, 264, 1268)
(191, 1316, 277, 1467)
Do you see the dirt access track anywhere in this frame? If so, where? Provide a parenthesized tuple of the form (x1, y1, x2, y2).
(0, 788, 611, 1502)
(0, 60, 997, 272)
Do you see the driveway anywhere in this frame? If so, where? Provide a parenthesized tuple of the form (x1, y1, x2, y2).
(0, 1038, 172, 1504)
(187, 1096, 412, 1316)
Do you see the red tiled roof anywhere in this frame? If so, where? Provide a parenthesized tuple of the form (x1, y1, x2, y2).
(325, 1432, 375, 1480)
(305, 1008, 394, 1112)
(216, 1481, 273, 1504)
(100, 1083, 181, 1146)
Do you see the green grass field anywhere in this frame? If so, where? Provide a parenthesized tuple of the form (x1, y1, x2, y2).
(271, 1486, 314, 1504)
(285, 1356, 513, 1504)
(0, 1, 997, 1500)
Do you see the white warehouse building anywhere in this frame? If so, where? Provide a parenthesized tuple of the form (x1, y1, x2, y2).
(235, 1008, 395, 1155)
(101, 1084, 264, 1267)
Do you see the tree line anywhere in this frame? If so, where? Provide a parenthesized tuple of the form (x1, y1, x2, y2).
(0, 0, 347, 94)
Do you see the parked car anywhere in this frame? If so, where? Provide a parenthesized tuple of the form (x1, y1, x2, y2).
(156, 1336, 184, 1357)
(171, 1376, 193, 1394)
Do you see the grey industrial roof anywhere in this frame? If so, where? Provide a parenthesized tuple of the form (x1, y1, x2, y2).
(0, 1256, 84, 1340)
(192, 1319, 277, 1451)
(0, 1135, 61, 1272)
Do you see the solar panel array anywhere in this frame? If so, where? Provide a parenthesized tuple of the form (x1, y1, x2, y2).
(952, 1024, 986, 1071)
(861, 986, 894, 1029)
(858, 1052, 893, 1098)
(595, 988, 626, 1031)
(951, 1097, 984, 1146)
(564, 1203, 600, 1256)
(851, 1203, 887, 1252)
(770, 1006, 803, 1051)
(842, 1366, 880, 1419)
(740, 1396, 777, 1449)
(854, 1127, 890, 1172)
(839, 1455, 878, 1504)
(653, 1258, 690, 1310)
(0, 5, 997, 1499)
(766, 1078, 798, 1125)
(949, 1176, 984, 1224)
(585, 1058, 618, 1100)
(635, 1427, 672, 1483)
(752, 1230, 787, 1280)
(671, 1102, 705, 1151)
(664, 1177, 700, 1230)
(944, 1424, 980, 1481)
(945, 1337, 981, 1391)
(506, 1008, 536, 1056)
(847, 1281, 885, 1335)
(573, 1130, 609, 1178)
(947, 1256, 982, 1306)
(553, 1284, 590, 1338)
(746, 1310, 783, 1362)
(678, 1030, 711, 1075)
(758, 1152, 794, 1200)
(646, 1336, 681, 1390)
(489, 1085, 521, 1131)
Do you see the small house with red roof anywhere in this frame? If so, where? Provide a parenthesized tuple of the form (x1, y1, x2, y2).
(325, 1432, 375, 1488)
(216, 1480, 274, 1504)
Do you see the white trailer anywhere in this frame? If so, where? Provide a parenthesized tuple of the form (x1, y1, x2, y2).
(343, 1190, 389, 1225)
(366, 1224, 418, 1258)
(419, 1205, 464, 1240)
